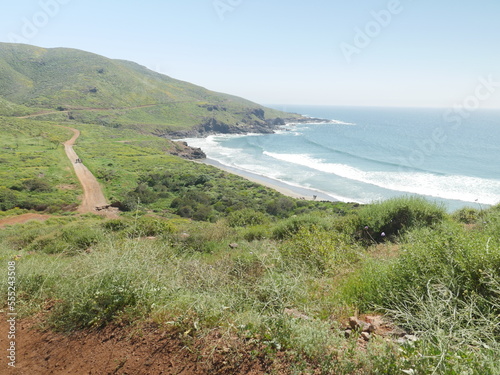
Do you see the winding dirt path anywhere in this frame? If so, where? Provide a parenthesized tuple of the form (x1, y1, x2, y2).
(17, 104, 159, 119)
(58, 125, 116, 215)
(0, 126, 117, 228)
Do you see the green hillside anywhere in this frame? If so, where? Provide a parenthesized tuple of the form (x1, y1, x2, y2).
(0, 43, 301, 134)
(2, 42, 500, 374)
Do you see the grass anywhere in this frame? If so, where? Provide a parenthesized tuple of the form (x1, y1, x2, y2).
(2, 112, 500, 373)
(336, 203, 500, 373)
(0, 117, 81, 212)
(2, 201, 500, 373)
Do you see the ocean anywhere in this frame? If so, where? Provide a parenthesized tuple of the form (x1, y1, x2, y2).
(182, 106, 500, 212)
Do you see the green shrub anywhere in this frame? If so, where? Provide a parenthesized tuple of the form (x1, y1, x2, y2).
(19, 274, 47, 298)
(383, 282, 500, 375)
(0, 187, 19, 210)
(16, 272, 60, 312)
(130, 216, 175, 237)
(479, 207, 500, 237)
(331, 213, 362, 236)
(266, 197, 296, 217)
(26, 233, 69, 254)
(21, 178, 53, 192)
(102, 218, 130, 232)
(258, 315, 339, 360)
(271, 214, 329, 240)
(341, 222, 500, 312)
(174, 220, 235, 253)
(279, 226, 360, 274)
(243, 224, 270, 242)
(61, 224, 103, 251)
(254, 272, 303, 313)
(357, 196, 446, 243)
(227, 208, 269, 227)
(3, 221, 46, 249)
(25, 222, 104, 254)
(49, 272, 139, 331)
(452, 206, 482, 224)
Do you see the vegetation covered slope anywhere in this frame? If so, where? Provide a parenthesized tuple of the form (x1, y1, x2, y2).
(2, 42, 500, 374)
(0, 42, 301, 133)
(2, 111, 500, 374)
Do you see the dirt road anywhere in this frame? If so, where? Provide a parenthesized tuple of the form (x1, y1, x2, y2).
(58, 125, 115, 215)
(17, 104, 159, 119)
(0, 125, 117, 228)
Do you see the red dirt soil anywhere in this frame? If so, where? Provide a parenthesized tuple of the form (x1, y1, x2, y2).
(0, 318, 280, 375)
(0, 214, 51, 229)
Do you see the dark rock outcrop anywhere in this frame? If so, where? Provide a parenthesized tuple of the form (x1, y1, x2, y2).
(198, 104, 227, 112)
(164, 108, 330, 139)
(166, 117, 279, 138)
(250, 108, 265, 120)
(169, 141, 207, 160)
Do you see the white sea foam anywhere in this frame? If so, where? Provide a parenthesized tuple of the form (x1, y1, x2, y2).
(264, 152, 500, 205)
(330, 120, 356, 125)
(286, 119, 356, 126)
(181, 136, 240, 159)
(182, 136, 284, 180)
(180, 137, 355, 202)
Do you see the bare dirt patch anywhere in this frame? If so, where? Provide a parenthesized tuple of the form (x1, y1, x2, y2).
(0, 319, 282, 375)
(56, 184, 78, 190)
(0, 214, 51, 229)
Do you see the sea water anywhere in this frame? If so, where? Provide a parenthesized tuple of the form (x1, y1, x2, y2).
(182, 106, 500, 212)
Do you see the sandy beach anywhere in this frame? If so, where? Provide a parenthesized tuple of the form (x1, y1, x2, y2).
(199, 158, 337, 202)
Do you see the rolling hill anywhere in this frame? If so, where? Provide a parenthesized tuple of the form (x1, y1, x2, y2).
(0, 42, 302, 135)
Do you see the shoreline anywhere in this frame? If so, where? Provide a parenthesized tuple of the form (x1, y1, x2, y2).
(198, 158, 338, 202)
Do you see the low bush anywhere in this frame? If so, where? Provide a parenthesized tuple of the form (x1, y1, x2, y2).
(478, 205, 500, 237)
(49, 272, 139, 331)
(452, 206, 482, 224)
(242, 224, 270, 242)
(266, 197, 297, 217)
(61, 224, 104, 252)
(129, 216, 176, 237)
(21, 178, 53, 192)
(102, 218, 130, 232)
(356, 196, 446, 243)
(279, 226, 360, 274)
(227, 208, 269, 227)
(26, 233, 69, 254)
(0, 187, 19, 211)
(341, 222, 500, 313)
(24, 221, 104, 254)
(271, 214, 330, 240)
(174, 220, 236, 253)
(384, 282, 500, 374)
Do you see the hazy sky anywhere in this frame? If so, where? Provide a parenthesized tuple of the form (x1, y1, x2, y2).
(1, 0, 500, 108)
